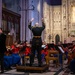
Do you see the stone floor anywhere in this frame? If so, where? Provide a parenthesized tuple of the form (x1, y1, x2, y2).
(0, 68, 74, 75)
(0, 60, 74, 75)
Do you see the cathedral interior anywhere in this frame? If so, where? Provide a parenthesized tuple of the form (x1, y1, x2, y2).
(0, 0, 75, 75)
(2, 0, 75, 44)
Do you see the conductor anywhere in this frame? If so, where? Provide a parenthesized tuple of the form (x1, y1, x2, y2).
(28, 18, 45, 67)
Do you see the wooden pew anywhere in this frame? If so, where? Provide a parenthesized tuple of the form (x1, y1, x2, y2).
(45, 50, 59, 67)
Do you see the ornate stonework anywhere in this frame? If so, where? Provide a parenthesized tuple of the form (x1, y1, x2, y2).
(43, 0, 75, 43)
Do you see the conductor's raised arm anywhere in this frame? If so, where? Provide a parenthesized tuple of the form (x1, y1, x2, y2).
(28, 18, 34, 30)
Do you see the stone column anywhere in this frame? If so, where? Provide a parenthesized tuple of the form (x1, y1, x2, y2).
(20, 0, 30, 42)
(20, 0, 26, 42)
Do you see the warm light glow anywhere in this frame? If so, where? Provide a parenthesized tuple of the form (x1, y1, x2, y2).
(72, 6, 75, 23)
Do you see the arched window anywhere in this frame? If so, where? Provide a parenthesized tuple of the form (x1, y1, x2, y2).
(55, 34, 60, 44)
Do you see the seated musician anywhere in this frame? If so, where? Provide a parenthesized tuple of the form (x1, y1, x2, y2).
(5, 46, 12, 55)
(60, 44, 68, 61)
(55, 41, 64, 66)
(41, 41, 48, 62)
(23, 42, 31, 56)
(68, 41, 75, 74)
(69, 49, 75, 74)
(4, 41, 21, 69)
(11, 41, 21, 65)
(11, 41, 20, 54)
(48, 41, 55, 50)
(63, 46, 68, 60)
(67, 41, 75, 64)
(20, 41, 31, 65)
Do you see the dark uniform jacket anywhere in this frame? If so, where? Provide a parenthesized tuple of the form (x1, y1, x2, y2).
(28, 22, 45, 47)
(0, 33, 7, 53)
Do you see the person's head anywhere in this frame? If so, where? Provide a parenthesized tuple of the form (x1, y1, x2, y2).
(14, 41, 18, 46)
(0, 28, 3, 34)
(35, 22, 39, 27)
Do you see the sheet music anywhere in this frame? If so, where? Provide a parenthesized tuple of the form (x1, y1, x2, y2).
(41, 45, 46, 49)
(58, 46, 65, 53)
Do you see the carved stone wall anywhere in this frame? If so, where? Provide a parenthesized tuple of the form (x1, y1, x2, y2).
(43, 0, 50, 43)
(43, 0, 75, 43)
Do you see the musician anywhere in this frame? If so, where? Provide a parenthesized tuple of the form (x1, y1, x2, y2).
(28, 18, 45, 67)
(68, 41, 75, 73)
(41, 41, 48, 62)
(67, 41, 75, 64)
(19, 41, 31, 65)
(23, 42, 31, 56)
(55, 41, 64, 66)
(0, 28, 7, 73)
(11, 41, 19, 54)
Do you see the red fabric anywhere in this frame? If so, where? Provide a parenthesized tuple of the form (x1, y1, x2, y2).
(11, 45, 15, 49)
(41, 49, 48, 56)
(44, 50, 48, 55)
(63, 47, 68, 52)
(24, 46, 31, 55)
(41, 45, 48, 56)
(11, 45, 19, 54)
(41, 50, 44, 54)
(45, 45, 48, 49)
